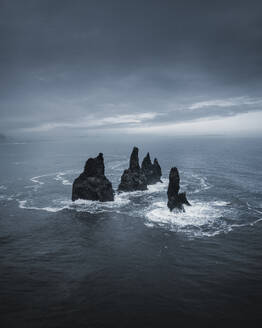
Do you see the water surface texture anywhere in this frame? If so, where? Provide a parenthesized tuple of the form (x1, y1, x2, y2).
(0, 137, 262, 327)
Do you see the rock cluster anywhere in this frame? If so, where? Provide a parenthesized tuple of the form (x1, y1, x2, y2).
(72, 153, 114, 202)
(167, 167, 190, 211)
(118, 147, 148, 192)
(71, 147, 191, 213)
(141, 152, 162, 185)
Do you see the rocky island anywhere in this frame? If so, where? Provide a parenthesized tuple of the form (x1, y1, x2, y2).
(167, 167, 190, 211)
(72, 153, 114, 202)
(118, 147, 148, 192)
(141, 152, 162, 184)
(71, 148, 189, 213)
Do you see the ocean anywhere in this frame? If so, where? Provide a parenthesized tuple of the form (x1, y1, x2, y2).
(0, 137, 262, 327)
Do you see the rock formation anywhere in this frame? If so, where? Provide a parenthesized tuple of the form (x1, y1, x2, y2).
(118, 147, 147, 192)
(167, 167, 190, 211)
(72, 153, 114, 202)
(141, 152, 162, 184)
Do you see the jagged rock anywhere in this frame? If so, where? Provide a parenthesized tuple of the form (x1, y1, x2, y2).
(72, 153, 114, 202)
(167, 167, 190, 211)
(153, 158, 162, 180)
(118, 147, 147, 192)
(141, 152, 162, 184)
(129, 146, 140, 171)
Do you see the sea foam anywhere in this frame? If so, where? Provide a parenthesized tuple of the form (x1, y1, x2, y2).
(54, 172, 72, 185)
(18, 192, 130, 213)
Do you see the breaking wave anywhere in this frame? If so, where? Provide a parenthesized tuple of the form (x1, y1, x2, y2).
(181, 173, 212, 194)
(108, 159, 129, 171)
(18, 193, 130, 213)
(145, 200, 262, 238)
(2, 167, 260, 239)
(30, 175, 46, 185)
(54, 172, 72, 186)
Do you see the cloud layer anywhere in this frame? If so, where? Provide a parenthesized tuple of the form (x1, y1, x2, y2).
(0, 0, 262, 137)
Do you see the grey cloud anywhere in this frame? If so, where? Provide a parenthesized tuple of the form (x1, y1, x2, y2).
(0, 0, 262, 136)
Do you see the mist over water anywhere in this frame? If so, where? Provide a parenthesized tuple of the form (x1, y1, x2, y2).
(0, 137, 262, 327)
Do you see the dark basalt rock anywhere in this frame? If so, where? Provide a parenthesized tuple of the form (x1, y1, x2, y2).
(118, 147, 147, 192)
(72, 153, 114, 202)
(141, 152, 162, 184)
(129, 146, 140, 171)
(167, 167, 190, 211)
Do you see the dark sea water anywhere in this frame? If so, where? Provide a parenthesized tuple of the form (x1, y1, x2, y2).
(0, 137, 262, 327)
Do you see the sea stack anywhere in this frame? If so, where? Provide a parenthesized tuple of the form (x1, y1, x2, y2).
(118, 147, 147, 192)
(141, 153, 162, 184)
(167, 167, 190, 211)
(72, 153, 114, 202)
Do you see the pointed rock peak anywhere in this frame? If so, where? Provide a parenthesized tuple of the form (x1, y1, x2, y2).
(169, 167, 179, 177)
(129, 146, 140, 171)
(142, 152, 152, 169)
(84, 153, 105, 177)
(153, 158, 161, 170)
(168, 167, 180, 193)
(153, 158, 162, 177)
(141, 153, 162, 184)
(167, 167, 190, 211)
(118, 146, 147, 191)
(146, 152, 151, 161)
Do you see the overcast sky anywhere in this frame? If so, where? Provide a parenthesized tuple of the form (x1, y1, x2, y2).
(1, 0, 262, 138)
